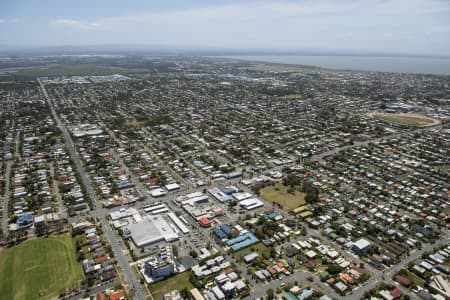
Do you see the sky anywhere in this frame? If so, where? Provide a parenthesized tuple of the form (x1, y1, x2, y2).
(1, 0, 450, 56)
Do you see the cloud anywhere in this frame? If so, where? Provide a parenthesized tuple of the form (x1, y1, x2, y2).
(0, 18, 19, 24)
(43, 0, 450, 55)
(50, 18, 100, 29)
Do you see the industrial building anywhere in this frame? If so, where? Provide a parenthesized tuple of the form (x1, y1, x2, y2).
(167, 212, 189, 234)
(239, 197, 264, 210)
(124, 215, 179, 247)
(176, 191, 209, 206)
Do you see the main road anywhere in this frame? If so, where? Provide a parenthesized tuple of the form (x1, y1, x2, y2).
(2, 161, 12, 238)
(38, 79, 147, 300)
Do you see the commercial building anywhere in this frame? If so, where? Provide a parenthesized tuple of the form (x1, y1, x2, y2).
(167, 212, 189, 234)
(144, 246, 175, 281)
(198, 217, 212, 227)
(239, 198, 264, 210)
(124, 215, 179, 247)
(208, 187, 232, 203)
(226, 232, 259, 251)
(176, 191, 209, 206)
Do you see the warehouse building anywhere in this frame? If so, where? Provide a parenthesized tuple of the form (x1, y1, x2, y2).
(124, 215, 179, 247)
(239, 198, 264, 210)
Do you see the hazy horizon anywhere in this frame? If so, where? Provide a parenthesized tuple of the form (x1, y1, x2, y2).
(1, 45, 450, 60)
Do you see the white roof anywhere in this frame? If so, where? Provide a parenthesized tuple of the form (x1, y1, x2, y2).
(165, 183, 180, 191)
(353, 238, 371, 250)
(239, 197, 261, 207)
(109, 207, 138, 220)
(233, 192, 252, 201)
(150, 188, 167, 197)
(126, 215, 178, 247)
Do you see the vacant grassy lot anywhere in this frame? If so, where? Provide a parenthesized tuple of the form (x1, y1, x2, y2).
(233, 242, 270, 260)
(0, 234, 84, 300)
(281, 94, 303, 100)
(260, 183, 306, 211)
(373, 113, 438, 127)
(150, 272, 193, 299)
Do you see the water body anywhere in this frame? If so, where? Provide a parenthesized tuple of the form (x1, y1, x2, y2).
(220, 55, 450, 75)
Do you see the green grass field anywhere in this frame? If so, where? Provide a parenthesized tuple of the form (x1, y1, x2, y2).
(374, 113, 437, 126)
(0, 234, 84, 300)
(149, 272, 193, 300)
(233, 242, 270, 260)
(281, 94, 302, 100)
(260, 183, 306, 211)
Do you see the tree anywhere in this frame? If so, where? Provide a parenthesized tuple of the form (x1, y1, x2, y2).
(180, 288, 190, 299)
(190, 249, 198, 258)
(326, 264, 343, 275)
(266, 288, 275, 300)
(305, 193, 319, 204)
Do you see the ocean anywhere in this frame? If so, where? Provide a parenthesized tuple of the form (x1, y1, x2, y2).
(219, 55, 450, 75)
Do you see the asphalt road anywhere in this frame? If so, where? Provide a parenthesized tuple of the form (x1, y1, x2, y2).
(39, 79, 147, 300)
(62, 278, 120, 300)
(110, 148, 151, 199)
(2, 161, 12, 238)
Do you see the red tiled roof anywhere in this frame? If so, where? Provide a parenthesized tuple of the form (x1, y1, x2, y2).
(395, 211, 404, 217)
(267, 267, 277, 275)
(109, 290, 125, 300)
(390, 288, 402, 299)
(394, 275, 411, 286)
(95, 255, 108, 264)
(97, 292, 106, 300)
(198, 217, 211, 227)
(326, 277, 335, 284)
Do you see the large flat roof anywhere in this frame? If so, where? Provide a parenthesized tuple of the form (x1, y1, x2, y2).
(127, 215, 178, 247)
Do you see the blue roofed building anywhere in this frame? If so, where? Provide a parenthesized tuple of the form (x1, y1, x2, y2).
(18, 214, 34, 227)
(226, 232, 259, 251)
(220, 224, 232, 235)
(267, 212, 277, 220)
(116, 181, 134, 189)
(213, 228, 226, 239)
(219, 186, 238, 195)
